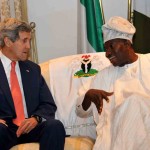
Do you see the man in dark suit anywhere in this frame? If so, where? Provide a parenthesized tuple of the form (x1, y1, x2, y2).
(0, 18, 65, 150)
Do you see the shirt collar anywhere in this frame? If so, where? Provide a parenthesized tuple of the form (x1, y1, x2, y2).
(0, 52, 18, 69)
(123, 57, 139, 69)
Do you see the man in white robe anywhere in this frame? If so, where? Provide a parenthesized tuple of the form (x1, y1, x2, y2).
(76, 16, 150, 150)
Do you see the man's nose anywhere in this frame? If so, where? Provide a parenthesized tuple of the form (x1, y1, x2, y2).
(105, 50, 112, 58)
(26, 42, 31, 49)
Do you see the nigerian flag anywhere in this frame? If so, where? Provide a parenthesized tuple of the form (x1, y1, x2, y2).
(77, 0, 104, 53)
(133, 0, 150, 53)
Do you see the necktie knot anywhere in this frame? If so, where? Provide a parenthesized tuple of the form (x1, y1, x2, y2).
(11, 61, 16, 69)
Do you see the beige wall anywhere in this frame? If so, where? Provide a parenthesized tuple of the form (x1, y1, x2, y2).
(27, 0, 128, 63)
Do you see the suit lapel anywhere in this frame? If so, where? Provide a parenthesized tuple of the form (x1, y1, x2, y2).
(0, 60, 15, 110)
(19, 61, 32, 111)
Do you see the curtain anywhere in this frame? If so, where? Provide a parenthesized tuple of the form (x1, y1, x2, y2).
(0, 0, 11, 21)
(0, 0, 38, 63)
(0, 0, 22, 21)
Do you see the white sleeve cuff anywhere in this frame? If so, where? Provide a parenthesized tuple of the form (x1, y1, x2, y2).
(75, 95, 93, 118)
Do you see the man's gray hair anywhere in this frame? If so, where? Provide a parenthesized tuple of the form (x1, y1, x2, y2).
(0, 18, 32, 47)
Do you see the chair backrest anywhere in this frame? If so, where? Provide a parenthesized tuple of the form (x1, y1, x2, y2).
(40, 52, 110, 139)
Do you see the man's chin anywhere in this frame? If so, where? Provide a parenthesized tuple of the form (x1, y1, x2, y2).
(20, 57, 28, 61)
(112, 63, 126, 67)
(112, 63, 118, 67)
(109, 60, 118, 67)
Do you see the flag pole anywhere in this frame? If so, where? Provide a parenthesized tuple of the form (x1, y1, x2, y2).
(99, 0, 105, 23)
(127, 0, 133, 22)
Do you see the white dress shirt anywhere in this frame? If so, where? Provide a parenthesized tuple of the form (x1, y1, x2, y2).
(0, 52, 28, 118)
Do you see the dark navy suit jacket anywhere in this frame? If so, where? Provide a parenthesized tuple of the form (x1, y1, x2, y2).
(0, 59, 57, 122)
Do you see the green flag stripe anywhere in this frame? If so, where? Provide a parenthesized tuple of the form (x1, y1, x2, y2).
(95, 0, 104, 52)
(133, 10, 150, 53)
(80, 0, 104, 52)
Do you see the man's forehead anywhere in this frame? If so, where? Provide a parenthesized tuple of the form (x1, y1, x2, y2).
(105, 38, 126, 44)
(19, 31, 31, 39)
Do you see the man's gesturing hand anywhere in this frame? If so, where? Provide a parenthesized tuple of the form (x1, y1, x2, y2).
(82, 89, 113, 114)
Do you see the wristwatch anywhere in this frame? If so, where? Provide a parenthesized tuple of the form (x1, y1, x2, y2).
(31, 115, 42, 123)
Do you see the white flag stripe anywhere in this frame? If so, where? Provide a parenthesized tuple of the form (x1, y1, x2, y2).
(77, 2, 95, 53)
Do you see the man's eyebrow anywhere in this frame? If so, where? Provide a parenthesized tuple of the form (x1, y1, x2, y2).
(20, 37, 31, 40)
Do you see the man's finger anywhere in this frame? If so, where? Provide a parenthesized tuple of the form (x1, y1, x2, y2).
(17, 120, 30, 137)
(98, 106, 103, 114)
(1, 122, 8, 127)
(105, 91, 114, 96)
(3, 122, 8, 127)
(101, 94, 110, 103)
(101, 91, 113, 103)
(0, 119, 8, 127)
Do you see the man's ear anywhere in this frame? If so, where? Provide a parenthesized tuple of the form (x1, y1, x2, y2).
(4, 37, 12, 47)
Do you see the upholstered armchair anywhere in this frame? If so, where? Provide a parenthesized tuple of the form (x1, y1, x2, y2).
(10, 52, 110, 150)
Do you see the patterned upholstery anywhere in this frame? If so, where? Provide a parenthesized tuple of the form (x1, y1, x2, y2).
(10, 137, 94, 150)
(65, 136, 94, 150)
(10, 143, 39, 150)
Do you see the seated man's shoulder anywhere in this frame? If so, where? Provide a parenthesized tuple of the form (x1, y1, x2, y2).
(20, 60, 40, 70)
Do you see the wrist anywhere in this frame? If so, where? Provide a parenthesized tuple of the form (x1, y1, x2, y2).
(31, 115, 42, 123)
(82, 97, 91, 111)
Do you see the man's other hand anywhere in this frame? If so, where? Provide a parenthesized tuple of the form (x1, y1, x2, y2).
(16, 117, 38, 137)
(82, 89, 113, 114)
